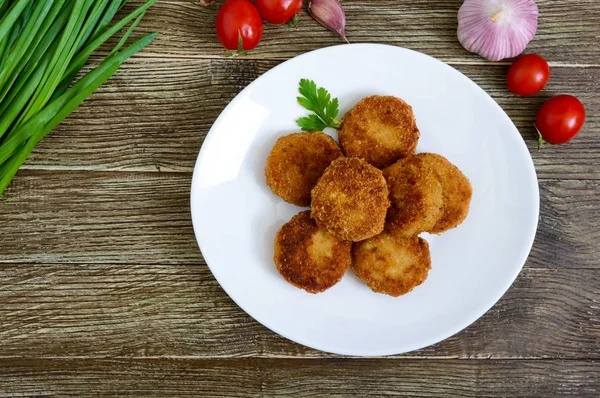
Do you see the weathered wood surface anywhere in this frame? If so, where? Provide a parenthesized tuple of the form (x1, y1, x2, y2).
(0, 359, 598, 397)
(123, 0, 600, 64)
(0, 172, 597, 268)
(0, 264, 598, 359)
(1, 0, 599, 396)
(21, 59, 600, 180)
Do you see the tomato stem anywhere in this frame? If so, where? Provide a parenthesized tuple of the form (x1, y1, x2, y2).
(226, 30, 248, 57)
(535, 124, 547, 151)
(286, 13, 300, 29)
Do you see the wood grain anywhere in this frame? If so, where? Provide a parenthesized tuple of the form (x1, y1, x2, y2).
(0, 171, 598, 268)
(1, 0, 599, 392)
(0, 358, 598, 397)
(0, 263, 597, 359)
(21, 59, 600, 180)
(121, 0, 600, 64)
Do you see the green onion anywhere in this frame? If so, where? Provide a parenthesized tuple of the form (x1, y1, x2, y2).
(0, 1, 70, 108)
(0, 0, 158, 195)
(52, 0, 158, 102)
(108, 12, 144, 57)
(0, 49, 51, 140)
(0, 0, 30, 41)
(0, 0, 30, 71)
(0, 0, 53, 89)
(14, 0, 93, 128)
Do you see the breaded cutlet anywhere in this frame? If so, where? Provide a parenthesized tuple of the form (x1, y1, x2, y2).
(274, 211, 352, 293)
(311, 157, 390, 242)
(339, 95, 420, 169)
(266, 131, 343, 207)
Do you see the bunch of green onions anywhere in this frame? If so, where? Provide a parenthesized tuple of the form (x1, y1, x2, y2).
(0, 0, 158, 196)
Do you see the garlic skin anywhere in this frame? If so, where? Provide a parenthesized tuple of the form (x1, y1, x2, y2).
(309, 0, 349, 43)
(458, 0, 538, 61)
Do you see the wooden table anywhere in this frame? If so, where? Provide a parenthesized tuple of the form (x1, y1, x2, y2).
(1, 1, 598, 396)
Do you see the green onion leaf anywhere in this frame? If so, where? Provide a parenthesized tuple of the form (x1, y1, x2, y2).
(109, 12, 145, 57)
(73, 0, 111, 54)
(0, 51, 51, 139)
(0, 0, 54, 89)
(51, 0, 157, 102)
(13, 0, 93, 128)
(0, 0, 70, 107)
(0, 32, 158, 195)
(0, 0, 158, 195)
(90, 0, 127, 41)
(0, 0, 31, 42)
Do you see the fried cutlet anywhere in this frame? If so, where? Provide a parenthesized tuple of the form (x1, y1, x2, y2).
(265, 131, 343, 207)
(383, 155, 443, 237)
(274, 211, 352, 293)
(338, 95, 420, 169)
(311, 157, 390, 242)
(352, 232, 431, 297)
(416, 153, 472, 234)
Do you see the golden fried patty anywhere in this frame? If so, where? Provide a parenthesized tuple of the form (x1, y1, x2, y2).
(274, 211, 352, 293)
(265, 132, 343, 207)
(383, 156, 443, 237)
(353, 232, 431, 297)
(338, 95, 420, 169)
(311, 157, 390, 242)
(416, 153, 472, 234)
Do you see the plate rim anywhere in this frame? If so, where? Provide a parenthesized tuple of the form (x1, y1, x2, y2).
(190, 43, 540, 356)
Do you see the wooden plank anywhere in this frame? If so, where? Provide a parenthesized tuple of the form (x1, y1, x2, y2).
(0, 172, 198, 264)
(0, 358, 598, 397)
(125, 0, 600, 64)
(0, 263, 597, 359)
(22, 58, 600, 180)
(0, 171, 598, 268)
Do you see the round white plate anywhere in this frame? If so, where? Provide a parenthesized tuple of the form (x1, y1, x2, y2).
(190, 44, 539, 356)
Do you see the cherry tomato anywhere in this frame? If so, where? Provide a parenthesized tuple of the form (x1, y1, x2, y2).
(255, 0, 303, 24)
(216, 0, 263, 51)
(507, 54, 550, 96)
(535, 95, 586, 145)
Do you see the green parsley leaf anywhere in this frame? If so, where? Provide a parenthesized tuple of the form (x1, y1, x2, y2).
(296, 78, 342, 131)
(296, 114, 327, 132)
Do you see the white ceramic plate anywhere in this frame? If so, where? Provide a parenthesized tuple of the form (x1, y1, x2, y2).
(191, 44, 539, 356)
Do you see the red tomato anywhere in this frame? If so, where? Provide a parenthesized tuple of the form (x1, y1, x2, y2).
(255, 0, 303, 24)
(535, 95, 586, 145)
(507, 54, 550, 96)
(216, 0, 263, 50)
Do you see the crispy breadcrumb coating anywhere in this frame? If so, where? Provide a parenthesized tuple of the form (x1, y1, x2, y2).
(416, 153, 472, 234)
(383, 156, 444, 236)
(274, 211, 352, 293)
(353, 232, 431, 297)
(311, 157, 390, 242)
(266, 132, 343, 206)
(339, 96, 419, 169)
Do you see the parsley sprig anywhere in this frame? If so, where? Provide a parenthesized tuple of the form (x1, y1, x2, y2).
(296, 79, 342, 131)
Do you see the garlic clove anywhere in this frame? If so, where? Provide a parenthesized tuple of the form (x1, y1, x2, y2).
(309, 0, 349, 43)
(457, 0, 538, 62)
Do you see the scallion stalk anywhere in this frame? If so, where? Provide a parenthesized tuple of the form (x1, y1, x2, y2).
(0, 0, 158, 195)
